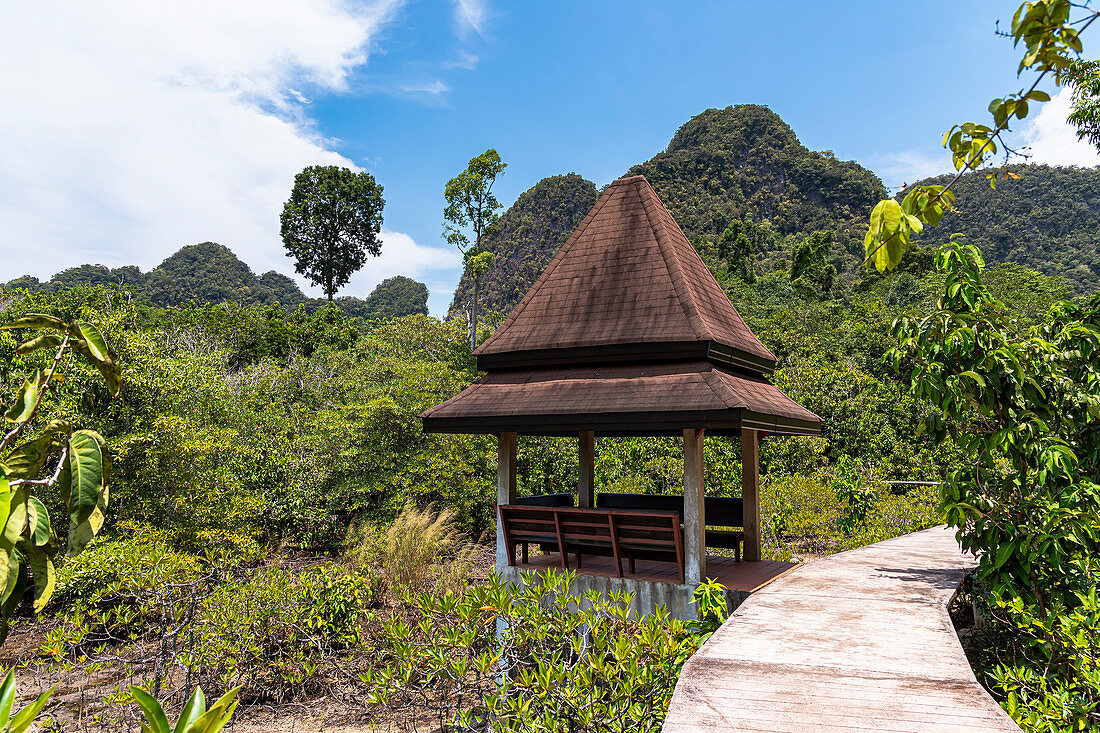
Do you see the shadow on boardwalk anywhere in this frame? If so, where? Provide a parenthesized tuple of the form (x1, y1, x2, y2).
(662, 526, 1020, 733)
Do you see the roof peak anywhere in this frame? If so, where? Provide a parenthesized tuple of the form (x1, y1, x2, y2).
(475, 174, 777, 373)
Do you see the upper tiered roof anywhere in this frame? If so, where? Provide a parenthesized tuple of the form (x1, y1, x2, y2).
(422, 174, 819, 437)
(474, 175, 777, 374)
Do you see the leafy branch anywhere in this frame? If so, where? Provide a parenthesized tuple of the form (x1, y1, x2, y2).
(864, 0, 1099, 273)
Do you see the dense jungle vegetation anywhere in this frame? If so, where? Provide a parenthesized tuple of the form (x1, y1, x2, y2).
(4, 241, 429, 321)
(0, 231, 1074, 728)
(907, 164, 1100, 295)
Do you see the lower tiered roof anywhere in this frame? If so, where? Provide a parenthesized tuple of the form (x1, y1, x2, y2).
(420, 360, 820, 436)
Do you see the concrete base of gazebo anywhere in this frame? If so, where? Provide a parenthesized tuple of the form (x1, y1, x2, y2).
(500, 551, 800, 620)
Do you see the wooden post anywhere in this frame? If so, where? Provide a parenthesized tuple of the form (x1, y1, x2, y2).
(495, 432, 518, 568)
(683, 428, 706, 584)
(578, 430, 595, 508)
(742, 428, 761, 562)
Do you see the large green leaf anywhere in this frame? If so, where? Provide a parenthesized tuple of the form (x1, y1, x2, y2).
(74, 322, 109, 361)
(129, 686, 171, 733)
(0, 670, 14, 727)
(3, 372, 40, 423)
(0, 314, 67, 332)
(173, 687, 205, 733)
(2, 435, 52, 481)
(0, 554, 25, 645)
(0, 489, 28, 593)
(26, 546, 55, 613)
(187, 686, 241, 733)
(66, 431, 107, 526)
(71, 339, 122, 398)
(66, 484, 107, 558)
(26, 497, 50, 547)
(0, 490, 27, 551)
(6, 684, 57, 733)
(14, 333, 63, 355)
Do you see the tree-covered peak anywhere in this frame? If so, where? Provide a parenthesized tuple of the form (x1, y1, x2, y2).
(665, 104, 801, 158)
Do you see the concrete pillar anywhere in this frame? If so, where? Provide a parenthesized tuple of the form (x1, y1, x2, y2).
(683, 428, 706, 584)
(495, 432, 518, 568)
(742, 428, 761, 562)
(578, 430, 595, 508)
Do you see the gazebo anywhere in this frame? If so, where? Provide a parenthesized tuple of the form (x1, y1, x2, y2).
(421, 175, 821, 618)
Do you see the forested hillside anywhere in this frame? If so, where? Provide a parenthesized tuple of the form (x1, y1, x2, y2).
(456, 107, 1099, 315)
(905, 164, 1100, 294)
(449, 173, 598, 317)
(5, 241, 430, 320)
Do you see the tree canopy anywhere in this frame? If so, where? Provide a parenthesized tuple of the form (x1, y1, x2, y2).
(281, 165, 385, 300)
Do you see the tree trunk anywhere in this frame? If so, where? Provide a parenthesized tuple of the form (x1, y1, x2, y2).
(471, 275, 479, 349)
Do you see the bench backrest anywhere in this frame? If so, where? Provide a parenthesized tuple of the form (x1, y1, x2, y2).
(499, 505, 681, 546)
(596, 493, 743, 528)
(515, 493, 575, 508)
(498, 504, 560, 541)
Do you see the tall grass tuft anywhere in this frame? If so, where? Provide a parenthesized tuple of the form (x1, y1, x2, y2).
(348, 503, 475, 598)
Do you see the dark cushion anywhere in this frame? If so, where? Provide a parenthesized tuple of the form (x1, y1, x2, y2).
(596, 493, 744, 527)
(516, 493, 575, 508)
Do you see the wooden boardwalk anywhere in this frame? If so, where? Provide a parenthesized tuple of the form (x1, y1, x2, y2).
(662, 527, 1019, 732)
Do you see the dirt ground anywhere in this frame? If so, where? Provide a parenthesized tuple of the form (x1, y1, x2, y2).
(4, 545, 499, 732)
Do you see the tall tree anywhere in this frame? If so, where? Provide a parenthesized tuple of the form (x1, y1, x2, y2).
(281, 166, 385, 301)
(444, 150, 507, 348)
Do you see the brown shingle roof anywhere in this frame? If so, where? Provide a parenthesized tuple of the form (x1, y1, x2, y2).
(420, 361, 821, 436)
(474, 175, 777, 374)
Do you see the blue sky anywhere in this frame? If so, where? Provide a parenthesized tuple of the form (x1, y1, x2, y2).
(2, 0, 1096, 314)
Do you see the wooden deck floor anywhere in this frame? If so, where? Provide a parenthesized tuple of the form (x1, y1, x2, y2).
(661, 526, 1019, 732)
(510, 552, 798, 593)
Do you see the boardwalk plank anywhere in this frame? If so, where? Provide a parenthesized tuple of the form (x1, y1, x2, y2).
(662, 526, 1019, 732)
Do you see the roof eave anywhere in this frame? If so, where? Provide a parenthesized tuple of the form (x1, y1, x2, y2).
(420, 408, 821, 438)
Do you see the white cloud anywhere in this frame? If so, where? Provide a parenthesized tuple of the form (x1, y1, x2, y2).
(344, 230, 461, 305)
(1014, 87, 1100, 167)
(865, 150, 952, 189)
(398, 79, 451, 96)
(444, 51, 480, 70)
(0, 0, 457, 300)
(453, 0, 488, 37)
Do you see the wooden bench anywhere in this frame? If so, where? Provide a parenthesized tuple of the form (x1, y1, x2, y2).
(597, 493, 745, 562)
(509, 494, 575, 560)
(498, 505, 685, 583)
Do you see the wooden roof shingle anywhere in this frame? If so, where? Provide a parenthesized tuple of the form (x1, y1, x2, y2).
(474, 175, 778, 374)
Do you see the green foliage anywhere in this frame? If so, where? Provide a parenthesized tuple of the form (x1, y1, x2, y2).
(789, 230, 837, 298)
(891, 243, 1100, 610)
(689, 578, 730, 639)
(1065, 58, 1100, 150)
(359, 275, 429, 320)
(890, 243, 1100, 730)
(906, 165, 1100, 295)
(0, 670, 54, 733)
(184, 563, 372, 700)
(628, 105, 885, 245)
(988, 583, 1100, 732)
(363, 570, 702, 731)
(444, 149, 507, 347)
(761, 471, 938, 558)
(863, 0, 1093, 274)
(129, 684, 241, 733)
(0, 314, 119, 642)
(830, 457, 881, 535)
(281, 165, 386, 300)
(450, 173, 599, 317)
